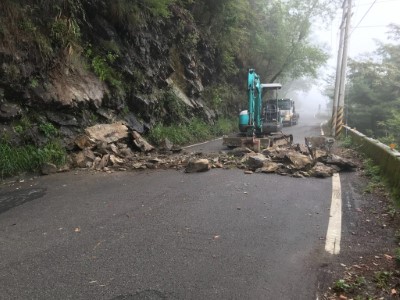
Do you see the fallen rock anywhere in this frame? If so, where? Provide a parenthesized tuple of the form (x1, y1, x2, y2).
(92, 157, 102, 169)
(159, 138, 173, 151)
(284, 151, 312, 170)
(245, 153, 268, 170)
(185, 159, 210, 173)
(260, 161, 280, 173)
(309, 162, 336, 178)
(110, 155, 124, 165)
(98, 154, 110, 169)
(323, 154, 357, 170)
(294, 144, 309, 155)
(314, 149, 328, 161)
(95, 141, 109, 155)
(305, 136, 335, 158)
(41, 162, 57, 175)
(119, 147, 134, 158)
(229, 147, 255, 157)
(71, 149, 96, 168)
(147, 157, 163, 164)
(74, 134, 95, 150)
(132, 131, 155, 152)
(109, 143, 119, 155)
(85, 123, 129, 144)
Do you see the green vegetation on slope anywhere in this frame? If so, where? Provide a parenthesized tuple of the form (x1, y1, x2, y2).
(147, 118, 236, 146)
(344, 24, 400, 147)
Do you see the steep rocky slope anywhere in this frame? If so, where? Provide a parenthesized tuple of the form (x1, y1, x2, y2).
(0, 1, 222, 150)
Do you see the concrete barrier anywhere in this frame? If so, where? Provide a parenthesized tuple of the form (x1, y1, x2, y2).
(343, 125, 400, 194)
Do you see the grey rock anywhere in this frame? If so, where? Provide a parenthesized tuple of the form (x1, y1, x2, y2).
(309, 162, 336, 178)
(305, 136, 335, 158)
(85, 123, 129, 144)
(159, 138, 173, 151)
(245, 153, 268, 170)
(284, 151, 312, 170)
(41, 163, 57, 175)
(0, 103, 22, 121)
(323, 154, 357, 170)
(229, 147, 255, 157)
(132, 131, 154, 152)
(260, 161, 280, 173)
(74, 134, 95, 150)
(185, 159, 210, 173)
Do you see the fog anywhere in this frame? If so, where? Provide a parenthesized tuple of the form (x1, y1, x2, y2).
(284, 86, 331, 118)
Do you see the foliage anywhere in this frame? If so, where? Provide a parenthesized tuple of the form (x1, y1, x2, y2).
(333, 276, 366, 294)
(85, 46, 123, 90)
(39, 122, 58, 138)
(333, 279, 351, 293)
(395, 248, 400, 265)
(339, 135, 353, 148)
(147, 117, 236, 145)
(202, 84, 245, 114)
(108, 0, 175, 28)
(345, 24, 400, 145)
(189, 0, 338, 81)
(363, 158, 384, 194)
(374, 271, 392, 289)
(0, 140, 66, 178)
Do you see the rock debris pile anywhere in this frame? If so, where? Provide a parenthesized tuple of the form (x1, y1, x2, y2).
(62, 123, 357, 178)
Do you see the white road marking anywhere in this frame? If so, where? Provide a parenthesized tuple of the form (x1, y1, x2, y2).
(325, 174, 342, 255)
(183, 137, 223, 149)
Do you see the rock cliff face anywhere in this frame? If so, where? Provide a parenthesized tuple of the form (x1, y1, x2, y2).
(0, 2, 219, 146)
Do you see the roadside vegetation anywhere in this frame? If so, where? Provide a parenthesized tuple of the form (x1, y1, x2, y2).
(0, 141, 66, 179)
(0, 117, 66, 179)
(147, 117, 236, 146)
(0, 0, 341, 178)
(323, 135, 400, 300)
(332, 24, 400, 148)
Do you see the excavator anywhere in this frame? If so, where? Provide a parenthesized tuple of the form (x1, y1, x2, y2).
(223, 69, 293, 151)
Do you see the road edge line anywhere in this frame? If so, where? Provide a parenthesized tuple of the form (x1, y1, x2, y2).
(325, 173, 342, 255)
(183, 137, 223, 149)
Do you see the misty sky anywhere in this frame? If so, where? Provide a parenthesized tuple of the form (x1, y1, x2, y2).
(299, 0, 400, 114)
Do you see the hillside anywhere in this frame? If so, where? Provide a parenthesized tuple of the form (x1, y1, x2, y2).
(0, 0, 338, 177)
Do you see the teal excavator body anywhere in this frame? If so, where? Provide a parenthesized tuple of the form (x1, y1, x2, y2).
(223, 69, 292, 151)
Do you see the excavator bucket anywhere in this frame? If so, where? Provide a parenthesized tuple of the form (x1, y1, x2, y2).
(222, 133, 292, 152)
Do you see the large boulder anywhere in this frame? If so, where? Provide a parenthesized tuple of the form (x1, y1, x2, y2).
(284, 151, 312, 170)
(245, 153, 268, 170)
(305, 136, 335, 158)
(132, 131, 155, 152)
(260, 161, 280, 173)
(322, 154, 357, 171)
(309, 162, 336, 178)
(185, 159, 210, 173)
(85, 123, 129, 144)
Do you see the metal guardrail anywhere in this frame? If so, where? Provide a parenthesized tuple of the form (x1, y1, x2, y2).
(343, 125, 400, 194)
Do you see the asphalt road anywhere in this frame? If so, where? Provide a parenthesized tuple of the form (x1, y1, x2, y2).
(0, 112, 334, 300)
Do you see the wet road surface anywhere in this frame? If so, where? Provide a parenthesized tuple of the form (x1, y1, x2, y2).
(0, 112, 334, 299)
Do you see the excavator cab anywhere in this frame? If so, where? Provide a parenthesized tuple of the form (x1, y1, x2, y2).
(263, 89, 283, 134)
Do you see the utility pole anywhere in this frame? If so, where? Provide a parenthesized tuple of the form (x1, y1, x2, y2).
(331, 1, 346, 137)
(332, 0, 352, 137)
(336, 0, 352, 136)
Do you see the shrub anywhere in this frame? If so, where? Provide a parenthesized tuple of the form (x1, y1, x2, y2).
(147, 117, 236, 146)
(0, 140, 66, 178)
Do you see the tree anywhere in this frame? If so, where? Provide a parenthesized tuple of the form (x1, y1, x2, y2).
(346, 24, 400, 143)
